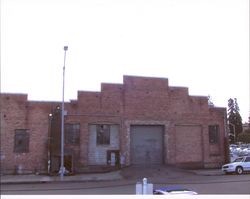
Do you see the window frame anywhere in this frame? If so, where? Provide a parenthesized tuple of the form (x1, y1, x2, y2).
(14, 129, 29, 153)
(208, 125, 220, 144)
(96, 124, 110, 145)
(245, 157, 250, 162)
(65, 123, 80, 145)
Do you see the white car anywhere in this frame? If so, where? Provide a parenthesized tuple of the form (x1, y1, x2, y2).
(222, 156, 250, 174)
(242, 148, 250, 156)
(153, 186, 198, 195)
(230, 153, 239, 162)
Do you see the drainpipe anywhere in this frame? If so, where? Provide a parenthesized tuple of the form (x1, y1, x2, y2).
(48, 113, 53, 174)
(224, 111, 230, 163)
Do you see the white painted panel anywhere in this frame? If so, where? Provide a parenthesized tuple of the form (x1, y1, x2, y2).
(88, 124, 119, 165)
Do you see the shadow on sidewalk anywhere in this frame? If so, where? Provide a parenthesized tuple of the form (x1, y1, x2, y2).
(120, 165, 193, 181)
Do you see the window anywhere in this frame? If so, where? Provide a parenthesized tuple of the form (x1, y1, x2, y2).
(245, 157, 250, 162)
(96, 124, 110, 145)
(65, 123, 80, 145)
(208, 125, 219, 144)
(234, 157, 243, 162)
(14, 129, 29, 153)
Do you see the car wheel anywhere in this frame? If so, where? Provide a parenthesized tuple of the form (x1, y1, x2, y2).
(235, 166, 243, 175)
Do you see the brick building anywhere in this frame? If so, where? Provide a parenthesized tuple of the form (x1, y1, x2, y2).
(0, 75, 228, 174)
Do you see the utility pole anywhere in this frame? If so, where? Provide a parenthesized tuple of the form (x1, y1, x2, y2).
(59, 46, 68, 180)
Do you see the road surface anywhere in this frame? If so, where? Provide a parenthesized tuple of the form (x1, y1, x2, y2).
(2, 173, 250, 195)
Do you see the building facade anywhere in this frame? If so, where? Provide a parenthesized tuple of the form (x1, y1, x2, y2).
(0, 75, 228, 174)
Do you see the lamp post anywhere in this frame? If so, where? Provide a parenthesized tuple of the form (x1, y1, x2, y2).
(59, 46, 68, 180)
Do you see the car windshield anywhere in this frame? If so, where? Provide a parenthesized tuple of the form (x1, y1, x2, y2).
(233, 157, 243, 162)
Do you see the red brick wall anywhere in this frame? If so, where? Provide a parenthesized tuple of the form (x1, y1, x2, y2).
(1, 94, 29, 174)
(0, 93, 58, 174)
(0, 75, 227, 173)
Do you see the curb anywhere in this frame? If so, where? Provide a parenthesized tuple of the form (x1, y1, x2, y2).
(1, 169, 224, 185)
(1, 177, 122, 185)
(1, 171, 123, 185)
(189, 170, 224, 176)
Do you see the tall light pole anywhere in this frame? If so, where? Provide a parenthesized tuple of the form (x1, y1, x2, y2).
(60, 46, 68, 180)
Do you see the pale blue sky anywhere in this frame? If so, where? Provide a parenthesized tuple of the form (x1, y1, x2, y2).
(1, 0, 249, 122)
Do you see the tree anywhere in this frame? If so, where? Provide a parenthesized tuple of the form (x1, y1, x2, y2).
(207, 95, 214, 107)
(248, 116, 250, 129)
(237, 129, 250, 143)
(227, 98, 243, 144)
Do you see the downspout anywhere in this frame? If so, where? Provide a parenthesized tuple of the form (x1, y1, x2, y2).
(224, 109, 230, 163)
(48, 113, 53, 175)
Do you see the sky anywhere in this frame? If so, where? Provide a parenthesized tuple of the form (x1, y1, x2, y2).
(1, 0, 249, 122)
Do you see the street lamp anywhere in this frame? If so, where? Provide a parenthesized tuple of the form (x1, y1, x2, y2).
(59, 46, 68, 180)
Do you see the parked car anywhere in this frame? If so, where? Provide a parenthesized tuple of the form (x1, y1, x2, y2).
(222, 156, 250, 174)
(230, 144, 237, 148)
(230, 153, 239, 162)
(153, 186, 198, 195)
(242, 148, 250, 156)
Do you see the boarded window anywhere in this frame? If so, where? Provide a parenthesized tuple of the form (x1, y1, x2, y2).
(14, 129, 29, 153)
(65, 123, 80, 145)
(208, 125, 219, 144)
(96, 125, 110, 145)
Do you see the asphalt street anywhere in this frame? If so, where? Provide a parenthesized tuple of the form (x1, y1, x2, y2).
(2, 169, 250, 195)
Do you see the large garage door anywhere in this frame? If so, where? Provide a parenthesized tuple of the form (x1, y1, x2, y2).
(130, 125, 164, 165)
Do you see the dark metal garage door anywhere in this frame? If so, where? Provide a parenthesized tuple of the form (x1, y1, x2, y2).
(130, 125, 164, 165)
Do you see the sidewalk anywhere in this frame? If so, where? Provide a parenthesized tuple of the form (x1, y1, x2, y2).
(0, 170, 123, 184)
(189, 169, 223, 176)
(0, 167, 223, 185)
